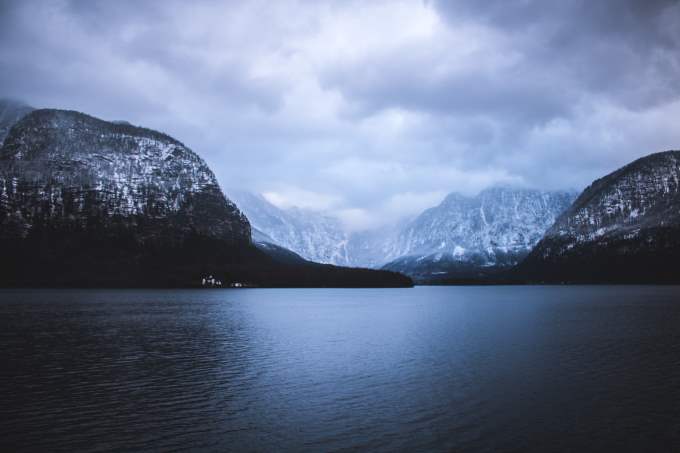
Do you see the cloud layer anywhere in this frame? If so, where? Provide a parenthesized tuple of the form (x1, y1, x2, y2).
(1, 0, 679, 230)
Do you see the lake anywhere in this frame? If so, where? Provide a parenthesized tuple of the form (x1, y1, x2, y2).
(2, 286, 680, 452)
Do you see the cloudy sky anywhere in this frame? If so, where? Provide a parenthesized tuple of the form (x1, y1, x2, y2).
(1, 0, 679, 230)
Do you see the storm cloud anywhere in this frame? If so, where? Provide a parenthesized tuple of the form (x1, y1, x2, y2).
(1, 0, 679, 229)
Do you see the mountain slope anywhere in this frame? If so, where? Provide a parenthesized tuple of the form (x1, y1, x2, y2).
(0, 109, 411, 288)
(229, 190, 352, 265)
(0, 109, 251, 244)
(519, 150, 680, 283)
(382, 188, 577, 281)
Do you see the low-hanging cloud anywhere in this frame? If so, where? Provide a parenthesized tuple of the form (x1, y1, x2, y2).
(1, 0, 679, 230)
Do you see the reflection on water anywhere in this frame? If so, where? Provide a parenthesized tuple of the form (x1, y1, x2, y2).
(2, 286, 680, 452)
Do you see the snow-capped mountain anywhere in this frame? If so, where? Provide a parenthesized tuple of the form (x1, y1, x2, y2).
(228, 190, 352, 265)
(0, 108, 251, 244)
(381, 187, 577, 281)
(521, 150, 680, 283)
(231, 187, 576, 279)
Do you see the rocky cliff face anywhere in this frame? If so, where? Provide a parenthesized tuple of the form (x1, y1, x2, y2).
(382, 187, 577, 281)
(520, 150, 680, 282)
(0, 109, 251, 244)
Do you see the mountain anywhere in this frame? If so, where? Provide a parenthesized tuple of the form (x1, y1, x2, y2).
(0, 108, 411, 288)
(381, 187, 577, 282)
(231, 187, 576, 280)
(0, 109, 251, 244)
(0, 99, 33, 144)
(229, 190, 352, 266)
(519, 150, 680, 283)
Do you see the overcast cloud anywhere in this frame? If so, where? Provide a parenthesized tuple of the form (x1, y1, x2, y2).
(1, 0, 679, 230)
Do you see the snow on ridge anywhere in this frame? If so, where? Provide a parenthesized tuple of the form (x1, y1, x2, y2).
(231, 187, 577, 269)
(544, 151, 680, 246)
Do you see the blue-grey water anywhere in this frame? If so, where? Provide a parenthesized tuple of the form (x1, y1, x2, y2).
(2, 286, 680, 452)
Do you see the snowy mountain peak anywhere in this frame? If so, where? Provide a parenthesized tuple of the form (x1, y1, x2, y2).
(382, 187, 577, 280)
(392, 187, 577, 261)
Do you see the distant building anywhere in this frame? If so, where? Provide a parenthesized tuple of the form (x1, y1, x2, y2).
(201, 275, 222, 287)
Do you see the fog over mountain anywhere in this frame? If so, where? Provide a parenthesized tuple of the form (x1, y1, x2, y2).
(231, 186, 576, 280)
(0, 99, 33, 144)
(1, 0, 679, 230)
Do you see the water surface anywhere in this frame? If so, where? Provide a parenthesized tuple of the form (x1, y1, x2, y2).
(2, 286, 680, 452)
